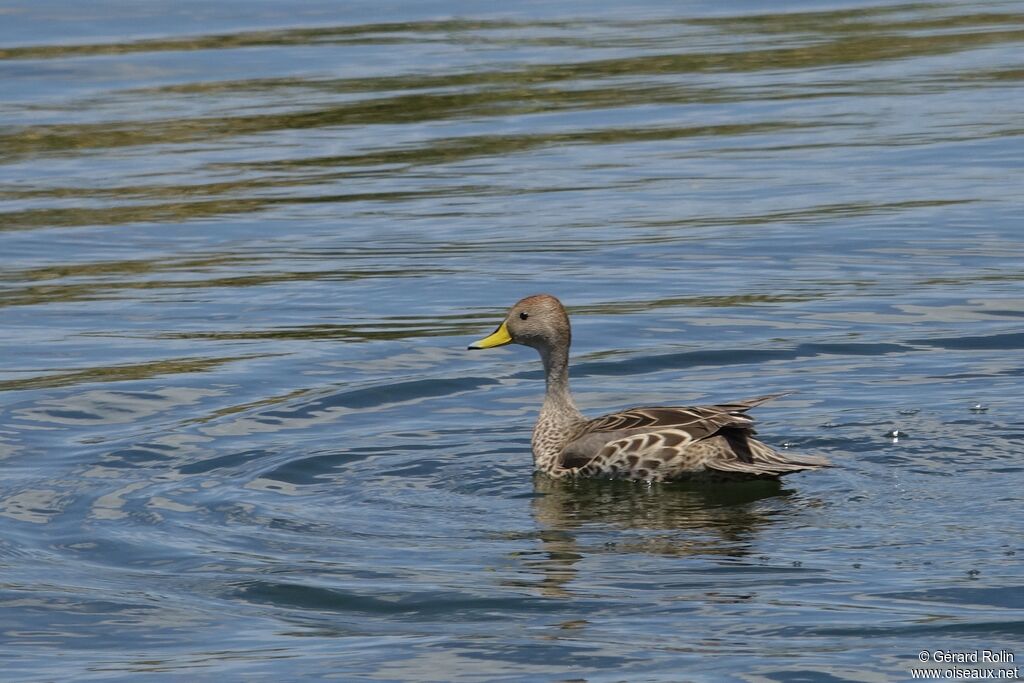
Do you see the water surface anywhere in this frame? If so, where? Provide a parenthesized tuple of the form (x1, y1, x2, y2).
(1, 1, 1023, 681)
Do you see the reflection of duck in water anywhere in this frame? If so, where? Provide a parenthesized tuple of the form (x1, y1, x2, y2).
(469, 294, 830, 482)
(519, 477, 793, 598)
(532, 476, 789, 537)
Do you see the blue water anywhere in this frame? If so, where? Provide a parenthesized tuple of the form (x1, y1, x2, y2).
(2, 1, 1023, 681)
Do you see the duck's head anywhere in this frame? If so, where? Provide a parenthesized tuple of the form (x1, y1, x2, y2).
(468, 294, 571, 352)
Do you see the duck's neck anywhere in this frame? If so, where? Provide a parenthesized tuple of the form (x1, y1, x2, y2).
(532, 344, 584, 474)
(539, 343, 580, 419)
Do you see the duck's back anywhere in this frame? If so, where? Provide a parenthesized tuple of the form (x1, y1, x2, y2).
(554, 394, 830, 481)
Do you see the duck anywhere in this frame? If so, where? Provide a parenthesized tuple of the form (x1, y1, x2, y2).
(468, 294, 830, 482)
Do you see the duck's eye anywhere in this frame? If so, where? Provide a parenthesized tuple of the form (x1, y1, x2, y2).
(519, 312, 529, 320)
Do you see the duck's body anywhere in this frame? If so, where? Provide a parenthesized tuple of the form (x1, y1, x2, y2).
(469, 294, 830, 482)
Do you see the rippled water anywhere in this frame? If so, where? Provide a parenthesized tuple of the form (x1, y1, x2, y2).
(2, 1, 1023, 680)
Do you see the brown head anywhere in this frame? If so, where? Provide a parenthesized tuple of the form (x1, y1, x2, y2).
(467, 294, 571, 352)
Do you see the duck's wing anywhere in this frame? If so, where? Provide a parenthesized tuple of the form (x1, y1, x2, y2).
(559, 393, 829, 478)
(564, 427, 829, 480)
(579, 392, 790, 436)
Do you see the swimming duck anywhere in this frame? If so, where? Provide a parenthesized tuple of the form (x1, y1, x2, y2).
(468, 294, 830, 481)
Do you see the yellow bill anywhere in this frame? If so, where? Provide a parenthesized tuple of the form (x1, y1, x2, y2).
(468, 321, 512, 350)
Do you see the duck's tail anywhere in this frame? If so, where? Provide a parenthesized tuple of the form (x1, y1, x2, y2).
(709, 431, 832, 478)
